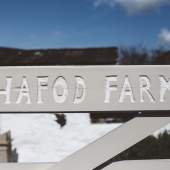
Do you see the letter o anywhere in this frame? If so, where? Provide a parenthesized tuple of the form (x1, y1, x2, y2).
(53, 77, 68, 103)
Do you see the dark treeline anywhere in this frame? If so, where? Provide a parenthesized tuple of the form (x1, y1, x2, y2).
(0, 45, 169, 66)
(119, 45, 170, 65)
(113, 131, 170, 160)
(95, 131, 170, 170)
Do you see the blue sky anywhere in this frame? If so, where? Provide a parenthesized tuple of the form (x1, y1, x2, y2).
(0, 0, 170, 49)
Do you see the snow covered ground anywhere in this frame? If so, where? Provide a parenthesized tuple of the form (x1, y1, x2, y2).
(0, 113, 121, 162)
(0, 113, 169, 163)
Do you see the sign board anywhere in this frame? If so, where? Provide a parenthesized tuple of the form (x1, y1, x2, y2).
(1, 65, 170, 170)
(0, 65, 170, 112)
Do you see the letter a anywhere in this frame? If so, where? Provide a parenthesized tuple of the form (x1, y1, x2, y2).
(119, 76, 135, 102)
(16, 77, 31, 104)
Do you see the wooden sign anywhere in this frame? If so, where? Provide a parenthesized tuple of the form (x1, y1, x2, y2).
(0, 65, 170, 112)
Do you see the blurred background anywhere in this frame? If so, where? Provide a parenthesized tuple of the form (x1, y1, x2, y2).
(0, 0, 170, 169)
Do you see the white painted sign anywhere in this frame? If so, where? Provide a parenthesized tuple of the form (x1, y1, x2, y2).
(0, 65, 170, 112)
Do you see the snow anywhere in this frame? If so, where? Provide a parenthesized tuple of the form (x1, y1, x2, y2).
(34, 51, 43, 56)
(0, 113, 169, 163)
(34, 51, 41, 55)
(153, 123, 170, 137)
(0, 113, 121, 163)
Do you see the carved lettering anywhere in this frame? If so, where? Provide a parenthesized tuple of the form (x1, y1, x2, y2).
(0, 77, 12, 104)
(140, 76, 155, 102)
(119, 76, 135, 102)
(53, 77, 68, 103)
(104, 76, 117, 103)
(37, 77, 48, 104)
(159, 76, 170, 102)
(16, 77, 32, 104)
(73, 76, 86, 104)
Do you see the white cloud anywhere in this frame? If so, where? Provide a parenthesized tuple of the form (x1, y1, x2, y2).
(93, 0, 170, 15)
(158, 28, 170, 47)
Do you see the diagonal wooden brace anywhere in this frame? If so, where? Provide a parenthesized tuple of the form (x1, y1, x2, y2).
(49, 116, 170, 170)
